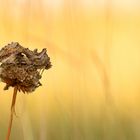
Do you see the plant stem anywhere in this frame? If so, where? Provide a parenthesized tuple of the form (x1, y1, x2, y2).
(6, 86, 18, 140)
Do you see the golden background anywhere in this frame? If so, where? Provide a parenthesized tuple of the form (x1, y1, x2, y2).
(0, 0, 140, 140)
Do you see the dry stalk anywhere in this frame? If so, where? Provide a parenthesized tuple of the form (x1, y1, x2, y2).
(6, 86, 18, 140)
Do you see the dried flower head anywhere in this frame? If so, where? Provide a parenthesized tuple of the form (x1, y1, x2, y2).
(0, 42, 52, 93)
(2, 42, 52, 140)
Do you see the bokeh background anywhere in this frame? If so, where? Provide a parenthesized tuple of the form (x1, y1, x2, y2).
(0, 0, 140, 140)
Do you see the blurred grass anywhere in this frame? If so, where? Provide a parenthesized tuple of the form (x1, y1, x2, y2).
(0, 0, 140, 140)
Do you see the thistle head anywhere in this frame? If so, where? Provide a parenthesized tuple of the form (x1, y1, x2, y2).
(0, 42, 51, 93)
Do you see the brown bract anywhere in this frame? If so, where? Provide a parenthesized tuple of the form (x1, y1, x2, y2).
(0, 42, 52, 93)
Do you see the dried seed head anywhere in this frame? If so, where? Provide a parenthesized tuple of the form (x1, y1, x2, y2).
(0, 42, 52, 93)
